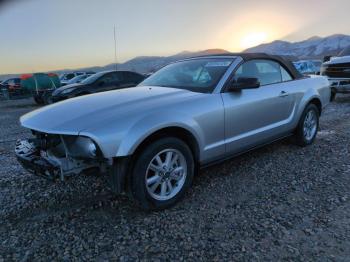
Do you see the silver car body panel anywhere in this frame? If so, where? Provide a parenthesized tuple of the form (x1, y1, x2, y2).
(20, 56, 330, 165)
(222, 76, 329, 157)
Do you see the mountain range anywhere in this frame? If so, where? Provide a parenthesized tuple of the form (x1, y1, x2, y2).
(1, 34, 350, 81)
(244, 34, 350, 60)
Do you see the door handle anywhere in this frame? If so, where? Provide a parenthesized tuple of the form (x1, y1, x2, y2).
(279, 91, 289, 97)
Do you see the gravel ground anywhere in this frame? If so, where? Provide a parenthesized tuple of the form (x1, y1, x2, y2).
(0, 96, 350, 261)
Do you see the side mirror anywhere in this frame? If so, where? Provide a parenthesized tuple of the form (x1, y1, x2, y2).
(227, 77, 260, 91)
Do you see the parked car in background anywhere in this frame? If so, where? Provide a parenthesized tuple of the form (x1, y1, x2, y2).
(2, 78, 21, 89)
(51, 70, 145, 103)
(0, 78, 25, 98)
(66, 73, 95, 85)
(15, 53, 330, 210)
(293, 60, 322, 75)
(321, 46, 350, 101)
(59, 71, 95, 86)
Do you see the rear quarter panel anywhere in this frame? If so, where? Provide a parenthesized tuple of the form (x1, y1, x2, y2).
(289, 76, 330, 128)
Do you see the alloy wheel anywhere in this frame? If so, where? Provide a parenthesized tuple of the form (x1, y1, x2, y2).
(303, 109, 318, 141)
(145, 149, 187, 201)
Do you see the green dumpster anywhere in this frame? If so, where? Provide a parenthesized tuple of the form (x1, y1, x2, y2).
(21, 73, 61, 104)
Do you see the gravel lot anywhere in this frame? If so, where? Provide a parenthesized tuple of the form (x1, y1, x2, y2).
(1, 96, 350, 261)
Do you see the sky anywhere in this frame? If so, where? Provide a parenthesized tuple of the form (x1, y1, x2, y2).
(1, 0, 350, 74)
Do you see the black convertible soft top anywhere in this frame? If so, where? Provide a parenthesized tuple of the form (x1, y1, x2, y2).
(194, 53, 303, 80)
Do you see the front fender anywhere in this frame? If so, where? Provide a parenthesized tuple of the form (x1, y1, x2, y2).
(115, 111, 205, 157)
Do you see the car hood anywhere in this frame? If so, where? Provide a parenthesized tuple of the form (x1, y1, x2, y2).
(21, 86, 200, 134)
(53, 83, 83, 94)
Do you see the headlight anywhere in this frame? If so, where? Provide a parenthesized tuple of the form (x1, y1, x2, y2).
(64, 136, 98, 158)
(86, 140, 97, 157)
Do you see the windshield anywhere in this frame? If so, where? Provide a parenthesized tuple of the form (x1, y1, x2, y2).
(81, 72, 105, 84)
(60, 73, 76, 81)
(67, 74, 91, 84)
(139, 58, 234, 93)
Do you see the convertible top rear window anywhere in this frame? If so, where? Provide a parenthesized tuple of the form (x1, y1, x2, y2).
(139, 58, 235, 93)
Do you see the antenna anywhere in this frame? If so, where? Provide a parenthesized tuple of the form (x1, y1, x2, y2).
(113, 25, 117, 71)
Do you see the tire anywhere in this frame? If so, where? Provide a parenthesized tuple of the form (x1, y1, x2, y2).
(294, 104, 319, 147)
(33, 96, 44, 105)
(130, 137, 195, 211)
(42, 91, 53, 105)
(330, 91, 336, 102)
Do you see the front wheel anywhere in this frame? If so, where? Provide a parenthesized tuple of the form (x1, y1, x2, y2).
(130, 137, 194, 210)
(33, 95, 44, 105)
(42, 91, 54, 105)
(294, 104, 319, 147)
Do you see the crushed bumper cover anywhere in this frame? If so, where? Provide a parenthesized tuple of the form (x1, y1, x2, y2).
(15, 138, 127, 193)
(15, 139, 60, 180)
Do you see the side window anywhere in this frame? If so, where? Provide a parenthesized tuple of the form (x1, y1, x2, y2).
(110, 73, 122, 83)
(234, 60, 283, 86)
(255, 60, 282, 85)
(280, 66, 293, 82)
(123, 72, 144, 84)
(66, 73, 75, 80)
(122, 72, 136, 83)
(100, 73, 122, 85)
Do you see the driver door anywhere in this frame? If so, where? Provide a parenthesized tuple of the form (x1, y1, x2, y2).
(222, 59, 295, 155)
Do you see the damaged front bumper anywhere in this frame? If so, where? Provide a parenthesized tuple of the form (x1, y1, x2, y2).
(15, 139, 61, 180)
(15, 132, 129, 194)
(15, 134, 107, 181)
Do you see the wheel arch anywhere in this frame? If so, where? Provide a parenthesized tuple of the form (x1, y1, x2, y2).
(117, 126, 201, 194)
(307, 97, 322, 115)
(131, 126, 200, 164)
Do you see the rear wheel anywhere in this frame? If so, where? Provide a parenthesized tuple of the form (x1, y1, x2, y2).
(130, 137, 194, 210)
(294, 104, 319, 146)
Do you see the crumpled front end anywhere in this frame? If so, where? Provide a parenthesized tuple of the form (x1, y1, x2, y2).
(15, 130, 109, 181)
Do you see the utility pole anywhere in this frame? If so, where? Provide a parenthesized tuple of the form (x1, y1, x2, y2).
(114, 25, 118, 71)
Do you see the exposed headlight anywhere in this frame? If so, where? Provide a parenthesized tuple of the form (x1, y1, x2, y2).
(86, 140, 97, 157)
(63, 136, 98, 158)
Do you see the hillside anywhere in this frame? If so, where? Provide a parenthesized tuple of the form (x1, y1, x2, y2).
(244, 34, 350, 60)
(2, 34, 350, 81)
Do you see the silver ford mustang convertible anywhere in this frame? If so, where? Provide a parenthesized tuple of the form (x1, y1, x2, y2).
(15, 53, 330, 210)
